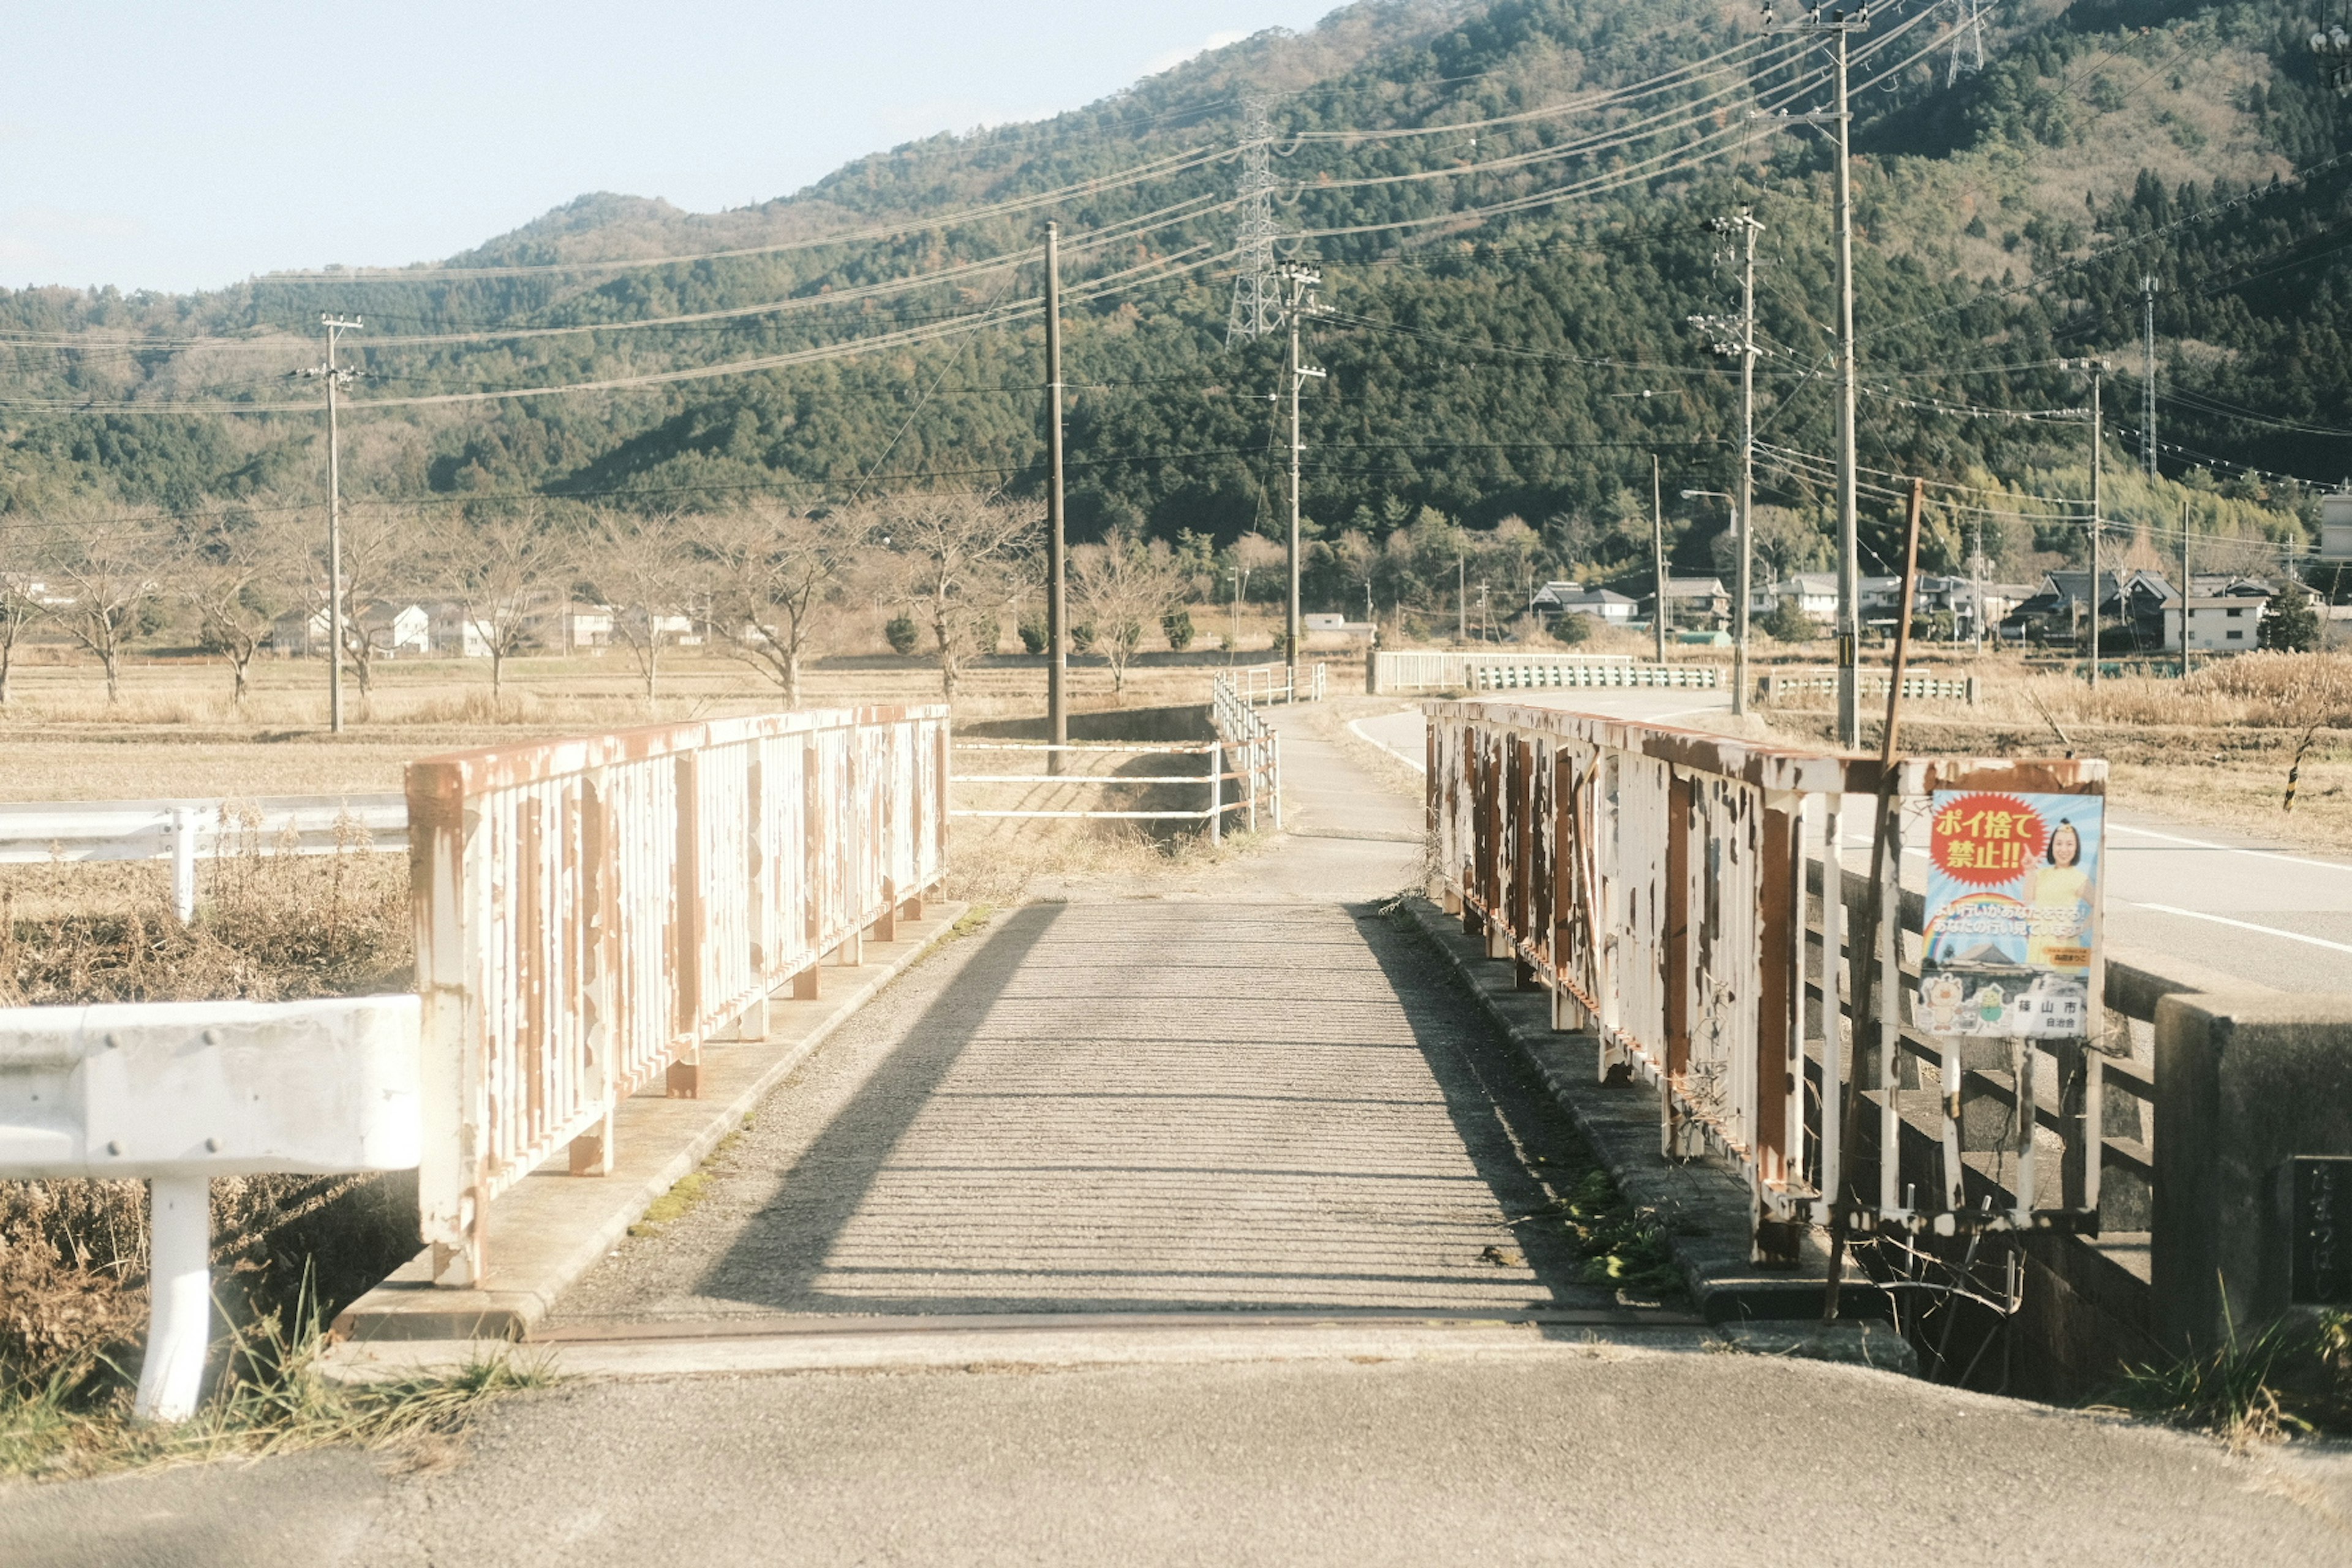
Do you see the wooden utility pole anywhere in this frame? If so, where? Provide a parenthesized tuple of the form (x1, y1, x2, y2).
(1824, 476, 1926, 1322)
(301, 315, 362, 734)
(1651, 453, 1669, 663)
(1044, 224, 1068, 765)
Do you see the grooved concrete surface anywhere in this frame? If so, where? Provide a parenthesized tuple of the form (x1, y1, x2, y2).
(551, 897, 1617, 1323)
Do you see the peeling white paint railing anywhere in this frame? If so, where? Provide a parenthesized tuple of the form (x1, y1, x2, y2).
(1427, 699, 2106, 1259)
(1373, 650, 1636, 693)
(1760, 669, 1980, 704)
(0, 795, 407, 923)
(949, 737, 1275, 842)
(0, 996, 421, 1419)
(1466, 661, 1722, 693)
(409, 704, 948, 1286)
(1231, 661, 1328, 705)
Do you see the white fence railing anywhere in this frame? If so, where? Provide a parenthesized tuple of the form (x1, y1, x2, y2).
(949, 738, 1276, 841)
(1759, 669, 1980, 704)
(1373, 650, 1642, 693)
(0, 794, 407, 922)
(410, 704, 949, 1285)
(1428, 699, 2106, 1259)
(1230, 661, 1328, 705)
(1467, 661, 1722, 693)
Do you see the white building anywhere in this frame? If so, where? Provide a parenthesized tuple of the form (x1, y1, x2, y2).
(1530, 581, 1638, 624)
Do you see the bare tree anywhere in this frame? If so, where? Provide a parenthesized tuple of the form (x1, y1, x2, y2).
(1071, 526, 1183, 696)
(881, 492, 1031, 698)
(179, 513, 298, 709)
(436, 508, 562, 696)
(45, 508, 161, 703)
(286, 503, 421, 704)
(699, 501, 854, 707)
(0, 511, 46, 706)
(586, 508, 696, 709)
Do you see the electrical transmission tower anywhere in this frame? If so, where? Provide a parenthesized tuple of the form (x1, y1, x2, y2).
(1945, 0, 1986, 85)
(1226, 99, 1284, 345)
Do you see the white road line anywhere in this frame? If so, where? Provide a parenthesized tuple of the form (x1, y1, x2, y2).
(2106, 822, 2352, 875)
(2124, 902, 2352, 955)
(1350, 716, 1425, 773)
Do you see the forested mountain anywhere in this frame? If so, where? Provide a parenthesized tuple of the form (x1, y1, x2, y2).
(5, 0, 2348, 606)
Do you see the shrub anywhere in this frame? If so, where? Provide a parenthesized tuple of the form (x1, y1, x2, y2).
(883, 614, 920, 656)
(1551, 612, 1592, 645)
(1069, 621, 1096, 655)
(1761, 599, 1817, 643)
(1162, 608, 1196, 652)
(1018, 615, 1049, 655)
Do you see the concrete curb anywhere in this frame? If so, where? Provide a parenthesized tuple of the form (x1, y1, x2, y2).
(322, 1314, 1721, 1383)
(1397, 897, 1887, 1330)
(333, 903, 973, 1343)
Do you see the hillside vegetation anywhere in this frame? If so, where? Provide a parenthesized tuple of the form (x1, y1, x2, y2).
(2, 0, 2346, 609)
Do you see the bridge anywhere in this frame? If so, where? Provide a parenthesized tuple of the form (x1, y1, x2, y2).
(4, 673, 2351, 1564)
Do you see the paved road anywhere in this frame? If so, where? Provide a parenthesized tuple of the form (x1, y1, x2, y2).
(9, 1352, 2349, 1566)
(1354, 695, 2352, 993)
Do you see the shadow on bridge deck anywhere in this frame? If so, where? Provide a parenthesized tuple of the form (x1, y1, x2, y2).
(549, 896, 1623, 1326)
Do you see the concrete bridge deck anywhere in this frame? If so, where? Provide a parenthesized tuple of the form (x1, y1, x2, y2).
(548, 701, 1625, 1329)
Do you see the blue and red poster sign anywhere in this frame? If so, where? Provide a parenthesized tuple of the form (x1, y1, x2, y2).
(1917, 790, 2103, 1038)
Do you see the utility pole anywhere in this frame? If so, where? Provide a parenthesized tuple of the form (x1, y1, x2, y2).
(1279, 262, 1324, 698)
(1651, 453, 1670, 664)
(1695, 209, 1764, 712)
(2141, 276, 2161, 481)
(2180, 496, 2193, 677)
(299, 315, 363, 734)
(1830, 21, 1861, 745)
(1765, 7, 1868, 744)
(1972, 514, 1985, 657)
(2089, 364, 2104, 688)
(1457, 552, 1466, 644)
(1044, 224, 1069, 767)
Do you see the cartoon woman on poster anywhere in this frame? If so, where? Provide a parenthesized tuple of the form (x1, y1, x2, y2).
(2025, 819, 2091, 968)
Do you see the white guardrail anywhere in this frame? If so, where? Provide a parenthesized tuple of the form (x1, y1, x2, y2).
(0, 795, 407, 923)
(0, 996, 421, 1419)
(1466, 661, 1721, 693)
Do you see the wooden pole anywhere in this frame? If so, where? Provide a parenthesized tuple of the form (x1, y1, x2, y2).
(1823, 477, 1924, 1321)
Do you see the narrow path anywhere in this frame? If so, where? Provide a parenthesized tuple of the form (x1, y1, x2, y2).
(551, 699, 1616, 1327)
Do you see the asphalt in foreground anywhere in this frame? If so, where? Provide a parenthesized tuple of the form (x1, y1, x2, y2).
(6, 1352, 2348, 1567)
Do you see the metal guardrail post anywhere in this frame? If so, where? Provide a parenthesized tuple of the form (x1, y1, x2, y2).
(169, 807, 198, 925)
(137, 1177, 211, 1420)
(1207, 741, 1223, 845)
(1271, 734, 1283, 831)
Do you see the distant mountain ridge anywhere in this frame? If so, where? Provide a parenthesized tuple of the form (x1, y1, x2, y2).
(1, 0, 2343, 600)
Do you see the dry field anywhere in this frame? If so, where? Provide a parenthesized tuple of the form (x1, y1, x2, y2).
(1762, 652, 2352, 854)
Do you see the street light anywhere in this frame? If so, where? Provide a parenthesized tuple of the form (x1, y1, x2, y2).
(1682, 488, 1743, 708)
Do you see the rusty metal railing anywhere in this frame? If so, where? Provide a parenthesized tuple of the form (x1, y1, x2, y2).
(408, 704, 948, 1284)
(1427, 699, 2105, 1261)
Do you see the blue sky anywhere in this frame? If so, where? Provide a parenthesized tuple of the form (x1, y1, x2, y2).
(8, 1, 1334, 294)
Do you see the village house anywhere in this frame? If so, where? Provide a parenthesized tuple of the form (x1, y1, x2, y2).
(1529, 581, 1638, 625)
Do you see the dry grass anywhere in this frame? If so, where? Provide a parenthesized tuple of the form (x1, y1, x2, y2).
(1765, 653, 2352, 854)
